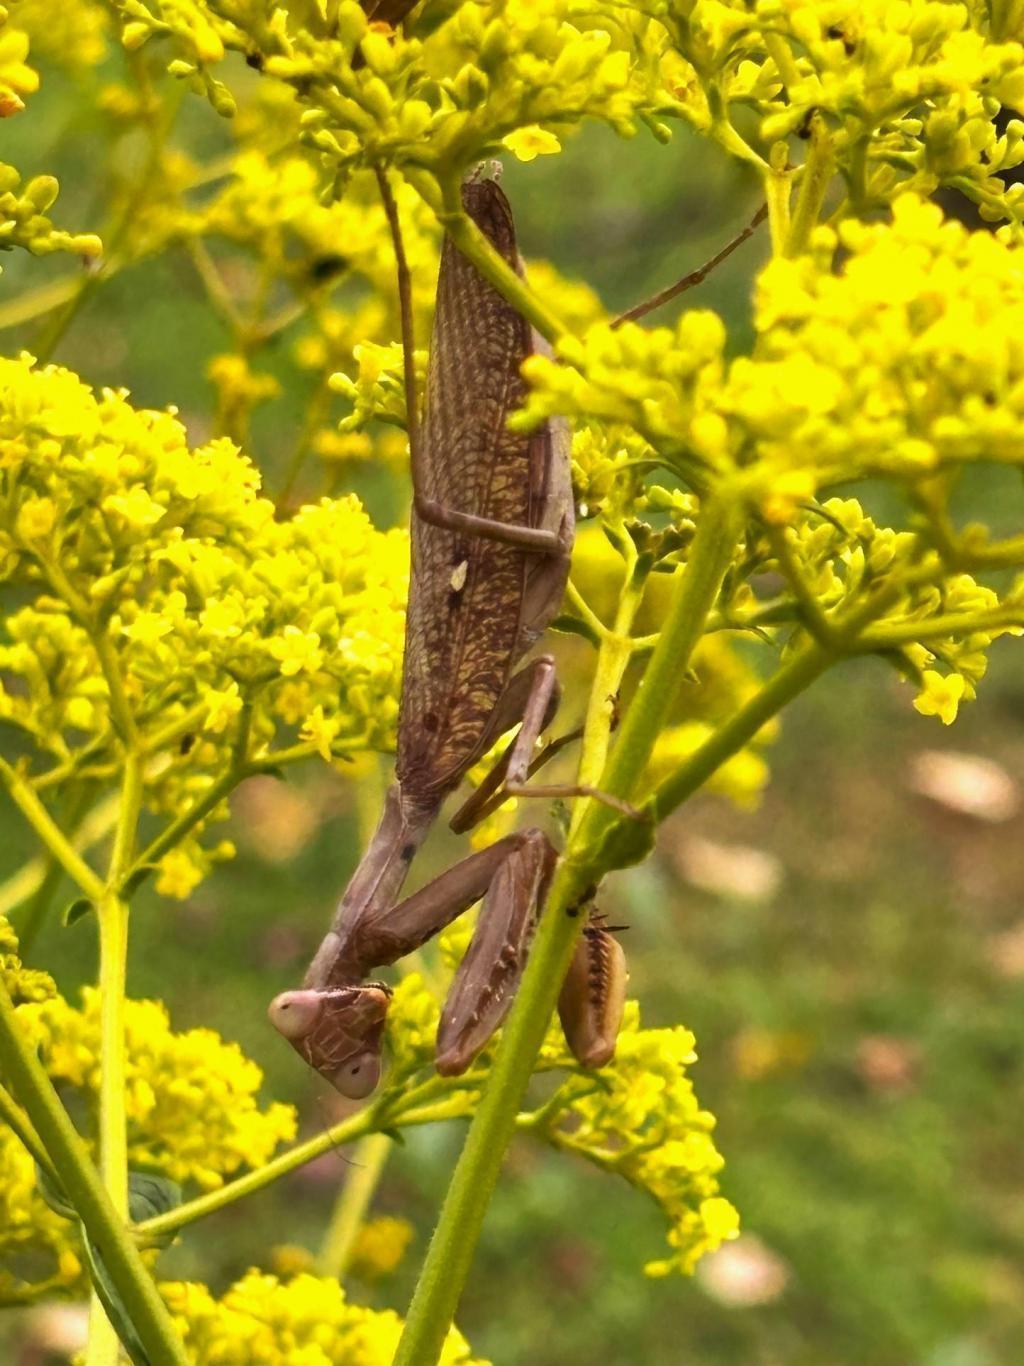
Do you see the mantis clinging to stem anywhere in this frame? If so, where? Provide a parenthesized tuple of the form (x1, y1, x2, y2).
(269, 168, 628, 1097)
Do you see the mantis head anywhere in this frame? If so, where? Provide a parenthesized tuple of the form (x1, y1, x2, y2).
(268, 983, 391, 1099)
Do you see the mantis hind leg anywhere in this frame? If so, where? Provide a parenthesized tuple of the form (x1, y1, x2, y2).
(435, 829, 556, 1075)
(450, 656, 646, 833)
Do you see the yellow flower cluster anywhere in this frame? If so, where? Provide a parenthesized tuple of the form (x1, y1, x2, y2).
(201, 153, 439, 323)
(17, 987, 296, 1189)
(103, 0, 669, 178)
(658, 0, 1024, 219)
(0, 914, 55, 1003)
(0, 161, 101, 262)
(0, 1126, 82, 1305)
(742, 196, 1024, 487)
(346, 1214, 415, 1280)
(522, 195, 1024, 500)
(0, 23, 38, 114)
(0, 354, 407, 894)
(162, 1269, 487, 1364)
(536, 1002, 739, 1276)
(517, 310, 727, 478)
(9, 0, 110, 70)
(380, 945, 736, 1278)
(778, 497, 1019, 722)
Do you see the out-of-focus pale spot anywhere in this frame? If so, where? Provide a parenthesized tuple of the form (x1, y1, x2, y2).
(731, 1028, 812, 1080)
(986, 922, 1024, 979)
(22, 1303, 89, 1354)
(697, 1234, 789, 1306)
(674, 835, 783, 901)
(855, 1034, 921, 1095)
(908, 750, 1019, 822)
(233, 774, 322, 862)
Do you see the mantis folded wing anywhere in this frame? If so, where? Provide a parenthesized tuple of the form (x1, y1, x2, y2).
(269, 174, 627, 1097)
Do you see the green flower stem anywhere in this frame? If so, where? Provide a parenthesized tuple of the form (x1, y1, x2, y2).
(138, 1111, 376, 1242)
(185, 238, 246, 335)
(135, 1079, 466, 1242)
(275, 371, 333, 513)
(653, 639, 832, 820)
(40, 556, 138, 748)
(0, 793, 119, 922)
(857, 606, 1024, 648)
(122, 768, 240, 896)
(413, 174, 569, 347)
(786, 115, 834, 257)
(0, 274, 81, 332)
(120, 733, 355, 898)
(88, 752, 144, 1365)
(391, 863, 590, 1366)
(572, 494, 742, 853)
(764, 167, 792, 256)
(767, 524, 838, 646)
(0, 980, 187, 1364)
(317, 1132, 393, 1278)
(763, 32, 802, 92)
(0, 757, 105, 903)
(393, 503, 737, 1366)
(652, 573, 910, 823)
(0, 1079, 59, 1182)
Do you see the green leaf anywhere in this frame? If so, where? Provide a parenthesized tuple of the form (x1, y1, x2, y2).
(127, 1170, 182, 1226)
(80, 1226, 152, 1366)
(62, 898, 94, 927)
(35, 1160, 75, 1220)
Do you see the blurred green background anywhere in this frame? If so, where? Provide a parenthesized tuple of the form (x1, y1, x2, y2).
(4, 46, 1024, 1366)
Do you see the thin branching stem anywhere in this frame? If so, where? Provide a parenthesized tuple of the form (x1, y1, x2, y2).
(612, 203, 768, 328)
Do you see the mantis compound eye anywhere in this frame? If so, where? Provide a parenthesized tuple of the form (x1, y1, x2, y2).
(328, 1050, 382, 1099)
(268, 989, 323, 1040)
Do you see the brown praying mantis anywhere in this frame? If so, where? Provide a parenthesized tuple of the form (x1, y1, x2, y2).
(269, 170, 628, 1098)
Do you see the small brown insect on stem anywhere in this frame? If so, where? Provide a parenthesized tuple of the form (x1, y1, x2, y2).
(611, 202, 768, 329)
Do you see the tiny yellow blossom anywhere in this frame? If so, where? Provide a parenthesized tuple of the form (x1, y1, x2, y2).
(300, 703, 342, 761)
(204, 681, 243, 733)
(14, 495, 56, 540)
(913, 669, 968, 724)
(121, 610, 174, 645)
(503, 126, 561, 161)
(155, 847, 204, 899)
(103, 485, 167, 527)
(269, 625, 324, 676)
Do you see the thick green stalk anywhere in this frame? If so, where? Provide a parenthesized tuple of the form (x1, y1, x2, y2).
(393, 547, 654, 1366)
(409, 174, 569, 347)
(571, 494, 741, 862)
(653, 640, 831, 819)
(392, 858, 589, 1366)
(87, 752, 142, 1365)
(0, 981, 187, 1364)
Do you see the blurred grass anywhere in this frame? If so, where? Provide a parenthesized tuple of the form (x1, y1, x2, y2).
(3, 52, 1024, 1366)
